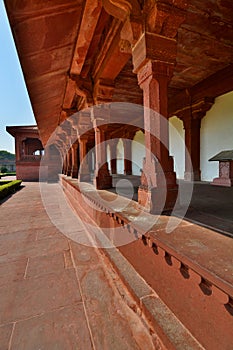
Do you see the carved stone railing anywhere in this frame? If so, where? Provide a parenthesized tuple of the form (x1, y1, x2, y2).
(61, 176, 233, 349)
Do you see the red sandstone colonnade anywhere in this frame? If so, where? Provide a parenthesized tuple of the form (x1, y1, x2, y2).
(7, 0, 233, 210)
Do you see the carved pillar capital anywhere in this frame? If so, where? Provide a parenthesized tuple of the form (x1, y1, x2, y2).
(177, 96, 215, 122)
(70, 75, 94, 108)
(137, 60, 174, 87)
(91, 104, 111, 127)
(191, 97, 215, 119)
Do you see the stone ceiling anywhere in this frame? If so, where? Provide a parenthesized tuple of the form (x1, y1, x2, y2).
(4, 0, 233, 145)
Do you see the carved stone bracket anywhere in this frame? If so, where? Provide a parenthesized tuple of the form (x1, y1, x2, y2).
(145, 0, 187, 38)
(132, 32, 177, 73)
(102, 0, 141, 21)
(176, 96, 215, 121)
(70, 75, 94, 108)
(94, 78, 115, 104)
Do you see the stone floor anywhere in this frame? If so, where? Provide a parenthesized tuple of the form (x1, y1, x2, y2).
(0, 182, 155, 350)
(183, 181, 233, 236)
(109, 178, 233, 237)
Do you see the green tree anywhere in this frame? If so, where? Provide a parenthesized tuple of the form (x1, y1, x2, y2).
(0, 166, 8, 173)
(0, 151, 15, 161)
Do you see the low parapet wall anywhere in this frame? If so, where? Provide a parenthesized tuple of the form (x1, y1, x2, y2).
(16, 162, 40, 181)
(61, 176, 233, 350)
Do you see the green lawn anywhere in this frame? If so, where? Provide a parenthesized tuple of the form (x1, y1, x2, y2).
(0, 172, 16, 178)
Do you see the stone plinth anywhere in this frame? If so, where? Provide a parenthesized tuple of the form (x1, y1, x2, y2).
(212, 161, 233, 187)
(209, 151, 233, 187)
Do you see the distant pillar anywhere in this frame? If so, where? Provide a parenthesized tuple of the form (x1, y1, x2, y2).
(66, 148, 72, 176)
(62, 153, 67, 175)
(71, 143, 79, 178)
(93, 125, 112, 189)
(78, 137, 91, 182)
(110, 139, 118, 175)
(123, 138, 132, 175)
(179, 98, 214, 182)
(183, 117, 201, 181)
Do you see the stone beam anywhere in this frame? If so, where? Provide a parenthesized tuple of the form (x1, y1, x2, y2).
(63, 78, 77, 109)
(70, 0, 102, 76)
(92, 18, 131, 82)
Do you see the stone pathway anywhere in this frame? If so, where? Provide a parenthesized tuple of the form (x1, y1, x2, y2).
(0, 183, 155, 350)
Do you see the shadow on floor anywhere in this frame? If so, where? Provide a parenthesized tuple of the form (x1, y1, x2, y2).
(108, 181, 233, 237)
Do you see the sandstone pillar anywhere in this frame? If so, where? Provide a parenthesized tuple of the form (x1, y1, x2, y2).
(78, 137, 91, 182)
(15, 136, 23, 161)
(132, 28, 180, 213)
(71, 143, 79, 178)
(183, 117, 201, 181)
(66, 148, 72, 176)
(177, 98, 214, 182)
(92, 80, 114, 188)
(137, 60, 177, 212)
(110, 139, 118, 174)
(122, 138, 132, 175)
(93, 125, 112, 189)
(62, 154, 67, 175)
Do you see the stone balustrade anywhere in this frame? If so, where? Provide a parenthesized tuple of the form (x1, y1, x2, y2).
(61, 175, 233, 349)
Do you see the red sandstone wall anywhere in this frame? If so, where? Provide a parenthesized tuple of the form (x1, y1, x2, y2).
(16, 163, 40, 181)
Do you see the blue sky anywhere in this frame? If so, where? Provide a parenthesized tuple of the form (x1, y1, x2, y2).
(0, 1, 35, 153)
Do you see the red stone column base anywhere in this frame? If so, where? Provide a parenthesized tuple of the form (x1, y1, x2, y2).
(71, 167, 78, 178)
(211, 177, 233, 187)
(94, 163, 112, 189)
(138, 185, 178, 213)
(79, 173, 91, 182)
(94, 175, 112, 189)
(66, 167, 72, 177)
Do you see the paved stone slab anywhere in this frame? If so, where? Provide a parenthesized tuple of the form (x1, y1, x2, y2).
(70, 241, 101, 267)
(36, 226, 64, 240)
(0, 269, 81, 324)
(0, 182, 157, 349)
(26, 252, 68, 278)
(11, 305, 93, 350)
(0, 229, 36, 243)
(0, 323, 13, 349)
(0, 258, 27, 287)
(0, 235, 69, 263)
